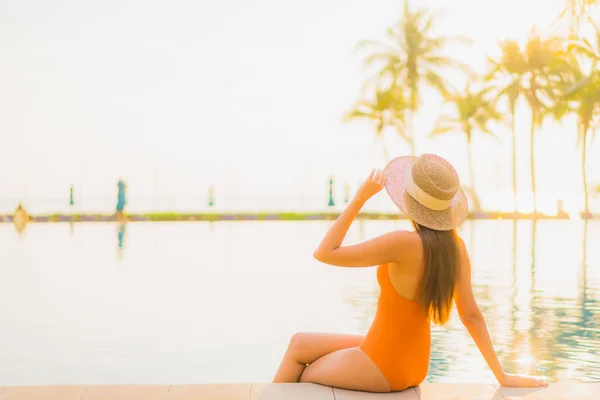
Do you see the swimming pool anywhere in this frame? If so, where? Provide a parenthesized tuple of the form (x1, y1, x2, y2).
(0, 220, 598, 385)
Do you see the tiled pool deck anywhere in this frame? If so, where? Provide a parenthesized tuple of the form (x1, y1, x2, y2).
(0, 382, 597, 399)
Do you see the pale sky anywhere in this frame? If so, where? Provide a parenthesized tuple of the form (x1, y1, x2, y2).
(0, 0, 597, 214)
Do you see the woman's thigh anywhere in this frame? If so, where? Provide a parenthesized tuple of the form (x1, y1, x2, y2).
(288, 332, 364, 364)
(300, 347, 391, 393)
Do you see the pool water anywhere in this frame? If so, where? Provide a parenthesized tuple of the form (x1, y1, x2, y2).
(0, 220, 598, 385)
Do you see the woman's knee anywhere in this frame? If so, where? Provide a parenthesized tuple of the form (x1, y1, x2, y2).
(288, 332, 311, 359)
(289, 332, 307, 347)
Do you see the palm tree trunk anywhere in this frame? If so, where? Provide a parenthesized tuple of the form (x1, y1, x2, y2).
(376, 123, 390, 164)
(510, 102, 518, 212)
(407, 109, 416, 156)
(407, 82, 418, 156)
(530, 108, 537, 214)
(582, 126, 589, 216)
(467, 135, 478, 210)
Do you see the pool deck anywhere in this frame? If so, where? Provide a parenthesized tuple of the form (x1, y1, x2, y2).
(0, 382, 598, 399)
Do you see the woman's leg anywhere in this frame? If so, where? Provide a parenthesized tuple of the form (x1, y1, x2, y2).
(300, 347, 391, 393)
(272, 332, 364, 383)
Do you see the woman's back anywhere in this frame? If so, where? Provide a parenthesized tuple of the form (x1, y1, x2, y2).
(360, 226, 462, 391)
(386, 230, 424, 301)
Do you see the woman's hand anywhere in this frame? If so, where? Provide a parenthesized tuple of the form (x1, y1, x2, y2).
(355, 169, 385, 201)
(499, 373, 547, 388)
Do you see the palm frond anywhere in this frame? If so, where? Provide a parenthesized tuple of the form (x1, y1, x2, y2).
(429, 119, 461, 138)
(355, 40, 397, 53)
(424, 56, 472, 74)
(432, 79, 505, 142)
(425, 71, 453, 100)
(361, 52, 401, 67)
(343, 109, 374, 122)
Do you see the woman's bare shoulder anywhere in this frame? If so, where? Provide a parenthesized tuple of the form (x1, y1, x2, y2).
(387, 229, 419, 240)
(388, 230, 422, 251)
(387, 230, 422, 270)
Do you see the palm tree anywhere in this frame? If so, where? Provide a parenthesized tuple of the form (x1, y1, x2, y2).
(569, 16, 600, 64)
(486, 40, 528, 212)
(560, 24, 600, 216)
(568, 75, 600, 217)
(557, 0, 599, 33)
(355, 1, 468, 155)
(344, 87, 409, 163)
(522, 32, 572, 213)
(430, 81, 504, 210)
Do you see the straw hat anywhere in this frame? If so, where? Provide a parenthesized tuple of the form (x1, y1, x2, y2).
(384, 154, 469, 231)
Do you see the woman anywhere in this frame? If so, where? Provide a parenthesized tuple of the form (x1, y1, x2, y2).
(273, 154, 546, 392)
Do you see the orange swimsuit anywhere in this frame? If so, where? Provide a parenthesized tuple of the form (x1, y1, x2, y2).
(360, 264, 431, 391)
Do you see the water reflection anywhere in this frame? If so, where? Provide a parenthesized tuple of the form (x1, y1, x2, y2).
(342, 287, 377, 334)
(1, 220, 598, 385)
(528, 221, 541, 376)
(505, 221, 532, 376)
(342, 220, 600, 383)
(531, 220, 537, 292)
(117, 222, 127, 258)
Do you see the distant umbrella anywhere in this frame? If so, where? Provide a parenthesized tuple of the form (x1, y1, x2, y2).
(118, 223, 126, 250)
(116, 179, 126, 210)
(328, 178, 335, 207)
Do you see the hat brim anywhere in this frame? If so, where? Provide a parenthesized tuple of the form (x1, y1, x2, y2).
(383, 156, 469, 231)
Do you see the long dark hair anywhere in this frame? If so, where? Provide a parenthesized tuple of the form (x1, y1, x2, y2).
(412, 221, 459, 325)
